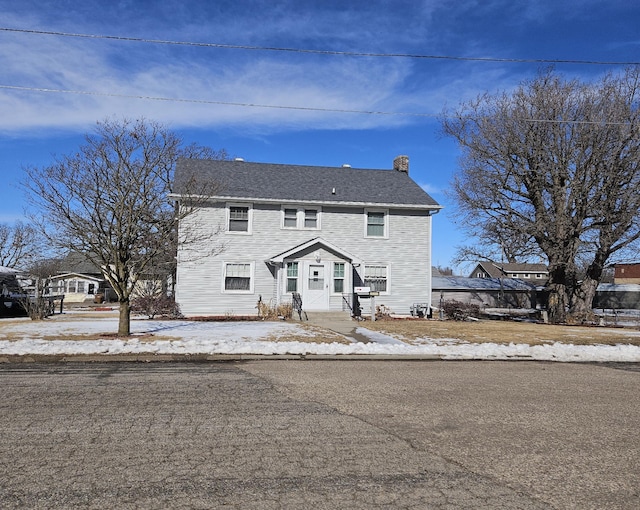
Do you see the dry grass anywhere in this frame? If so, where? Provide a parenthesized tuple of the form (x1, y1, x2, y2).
(364, 318, 640, 346)
(5, 311, 640, 346)
(263, 323, 352, 344)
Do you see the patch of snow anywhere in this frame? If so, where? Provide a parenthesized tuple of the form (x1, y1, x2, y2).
(1, 316, 640, 362)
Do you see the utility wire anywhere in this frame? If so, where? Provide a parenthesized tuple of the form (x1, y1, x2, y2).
(1, 84, 635, 126)
(1, 27, 638, 66)
(0, 84, 439, 117)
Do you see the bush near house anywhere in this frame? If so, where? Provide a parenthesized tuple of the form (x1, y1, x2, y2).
(442, 300, 481, 321)
(131, 294, 181, 319)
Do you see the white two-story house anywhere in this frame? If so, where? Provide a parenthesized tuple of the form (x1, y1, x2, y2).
(172, 155, 441, 317)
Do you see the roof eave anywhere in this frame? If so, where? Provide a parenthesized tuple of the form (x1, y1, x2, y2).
(169, 193, 442, 211)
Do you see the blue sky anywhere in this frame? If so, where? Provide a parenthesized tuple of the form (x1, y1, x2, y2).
(1, 0, 638, 272)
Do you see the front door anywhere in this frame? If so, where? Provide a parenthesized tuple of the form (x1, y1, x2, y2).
(304, 262, 329, 310)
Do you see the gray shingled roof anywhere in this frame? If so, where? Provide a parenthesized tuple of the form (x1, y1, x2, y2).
(174, 159, 440, 208)
(433, 276, 536, 291)
(471, 261, 548, 279)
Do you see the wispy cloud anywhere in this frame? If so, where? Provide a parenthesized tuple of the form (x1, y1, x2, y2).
(0, 0, 633, 136)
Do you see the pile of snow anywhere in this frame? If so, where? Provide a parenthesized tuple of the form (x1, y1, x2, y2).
(1, 316, 640, 362)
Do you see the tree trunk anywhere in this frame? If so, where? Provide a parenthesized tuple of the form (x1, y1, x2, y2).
(547, 283, 568, 324)
(570, 277, 599, 321)
(570, 254, 606, 322)
(118, 299, 131, 336)
(546, 263, 571, 324)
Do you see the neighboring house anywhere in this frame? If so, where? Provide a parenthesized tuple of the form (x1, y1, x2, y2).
(49, 252, 111, 303)
(48, 272, 103, 303)
(432, 276, 538, 310)
(612, 263, 640, 284)
(49, 252, 171, 303)
(172, 156, 441, 317)
(469, 261, 549, 286)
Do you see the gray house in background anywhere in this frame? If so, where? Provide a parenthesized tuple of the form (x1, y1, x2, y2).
(432, 276, 538, 310)
(172, 156, 441, 317)
(469, 261, 549, 286)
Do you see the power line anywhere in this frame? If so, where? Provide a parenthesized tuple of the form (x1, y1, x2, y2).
(0, 84, 439, 117)
(1, 84, 636, 127)
(1, 27, 638, 66)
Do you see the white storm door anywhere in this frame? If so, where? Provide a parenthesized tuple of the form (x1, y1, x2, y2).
(304, 262, 329, 310)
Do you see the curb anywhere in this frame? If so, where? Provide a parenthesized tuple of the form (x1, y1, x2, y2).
(0, 353, 444, 363)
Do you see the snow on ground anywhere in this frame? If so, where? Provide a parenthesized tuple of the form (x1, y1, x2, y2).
(1, 315, 640, 362)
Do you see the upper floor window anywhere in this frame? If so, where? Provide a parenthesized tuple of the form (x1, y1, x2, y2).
(365, 209, 388, 238)
(304, 209, 317, 228)
(283, 208, 297, 228)
(227, 204, 252, 234)
(281, 206, 321, 230)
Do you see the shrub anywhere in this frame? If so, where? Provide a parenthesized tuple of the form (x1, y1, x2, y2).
(257, 298, 293, 320)
(131, 294, 181, 319)
(442, 300, 480, 321)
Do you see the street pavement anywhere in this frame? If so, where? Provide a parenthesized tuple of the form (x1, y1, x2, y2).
(0, 361, 638, 509)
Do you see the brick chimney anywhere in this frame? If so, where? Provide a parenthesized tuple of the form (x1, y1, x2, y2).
(393, 155, 409, 173)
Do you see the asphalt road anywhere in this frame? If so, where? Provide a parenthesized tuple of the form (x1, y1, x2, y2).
(0, 361, 638, 509)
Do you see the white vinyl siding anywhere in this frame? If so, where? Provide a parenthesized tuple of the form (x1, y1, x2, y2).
(175, 203, 433, 316)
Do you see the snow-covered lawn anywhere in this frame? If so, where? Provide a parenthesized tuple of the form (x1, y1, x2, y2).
(2, 312, 640, 362)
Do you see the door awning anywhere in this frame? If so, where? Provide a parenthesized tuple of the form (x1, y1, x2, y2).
(267, 237, 362, 265)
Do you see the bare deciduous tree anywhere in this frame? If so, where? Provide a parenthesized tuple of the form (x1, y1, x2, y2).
(0, 221, 40, 269)
(23, 118, 227, 335)
(442, 67, 640, 323)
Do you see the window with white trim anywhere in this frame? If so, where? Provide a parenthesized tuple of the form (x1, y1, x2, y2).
(333, 262, 345, 293)
(224, 263, 252, 292)
(304, 209, 317, 228)
(227, 204, 252, 233)
(364, 265, 388, 292)
(365, 209, 387, 238)
(281, 206, 320, 229)
(286, 262, 298, 293)
(283, 208, 297, 228)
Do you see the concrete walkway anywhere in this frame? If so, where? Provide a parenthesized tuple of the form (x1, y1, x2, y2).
(300, 311, 372, 343)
